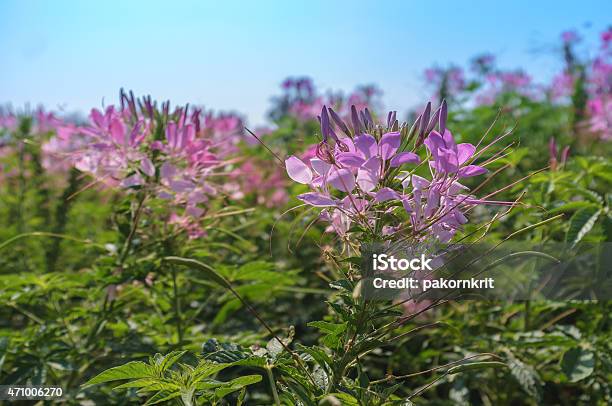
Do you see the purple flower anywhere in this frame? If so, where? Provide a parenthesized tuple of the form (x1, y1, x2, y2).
(424, 130, 486, 177)
(283, 102, 508, 244)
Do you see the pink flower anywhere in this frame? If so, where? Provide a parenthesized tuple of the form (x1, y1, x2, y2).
(283, 103, 505, 243)
(550, 71, 575, 100)
(561, 30, 580, 44)
(424, 130, 485, 177)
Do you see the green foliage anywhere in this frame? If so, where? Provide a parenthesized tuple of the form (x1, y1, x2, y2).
(1, 92, 611, 405)
(84, 351, 262, 405)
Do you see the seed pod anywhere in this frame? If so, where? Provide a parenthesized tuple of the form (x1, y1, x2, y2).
(351, 105, 362, 134)
(419, 102, 432, 139)
(439, 99, 448, 134)
(426, 107, 441, 134)
(320, 105, 331, 142)
(329, 107, 351, 138)
(561, 145, 570, 165)
(364, 107, 374, 127)
(407, 114, 422, 145)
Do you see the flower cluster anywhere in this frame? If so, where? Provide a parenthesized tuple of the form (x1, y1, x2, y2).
(424, 66, 466, 102)
(57, 91, 242, 237)
(550, 71, 575, 100)
(585, 29, 611, 140)
(228, 158, 289, 208)
(0, 108, 76, 180)
(0, 111, 18, 134)
(284, 102, 507, 242)
(423, 59, 539, 106)
(476, 70, 535, 105)
(270, 77, 381, 122)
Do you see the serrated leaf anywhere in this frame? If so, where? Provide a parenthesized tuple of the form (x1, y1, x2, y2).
(505, 351, 542, 400)
(231, 357, 268, 368)
(307, 321, 347, 335)
(214, 375, 262, 399)
(193, 361, 232, 380)
(84, 361, 155, 386)
(114, 378, 171, 391)
(566, 207, 601, 246)
(297, 345, 333, 371)
(155, 351, 187, 372)
(561, 347, 595, 382)
(144, 390, 182, 405)
(322, 393, 359, 405)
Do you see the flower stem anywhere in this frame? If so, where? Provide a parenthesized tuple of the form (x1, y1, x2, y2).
(171, 264, 183, 344)
(266, 366, 281, 406)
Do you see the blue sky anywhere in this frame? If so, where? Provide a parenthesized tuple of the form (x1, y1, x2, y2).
(0, 0, 610, 125)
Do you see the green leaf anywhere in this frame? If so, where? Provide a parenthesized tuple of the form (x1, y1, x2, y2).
(321, 393, 359, 405)
(307, 321, 347, 335)
(236, 387, 247, 406)
(298, 345, 333, 372)
(193, 361, 232, 380)
(214, 375, 262, 399)
(0, 337, 8, 373)
(180, 387, 195, 406)
(113, 378, 172, 391)
(144, 390, 182, 405)
(153, 351, 187, 372)
(505, 352, 542, 400)
(231, 357, 268, 369)
(307, 321, 347, 348)
(566, 207, 601, 246)
(561, 347, 595, 382)
(84, 361, 155, 386)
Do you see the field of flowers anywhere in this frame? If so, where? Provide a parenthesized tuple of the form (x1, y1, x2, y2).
(0, 29, 610, 405)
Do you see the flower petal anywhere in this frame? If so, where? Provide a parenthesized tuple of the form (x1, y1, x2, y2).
(457, 165, 487, 178)
(374, 187, 400, 202)
(357, 167, 378, 192)
(297, 192, 337, 207)
(354, 134, 377, 159)
(170, 179, 194, 193)
(120, 173, 144, 188)
(441, 129, 456, 149)
(91, 108, 105, 128)
(357, 156, 382, 192)
(423, 131, 445, 158)
(379, 131, 401, 160)
(389, 151, 420, 167)
(110, 119, 125, 145)
(285, 156, 313, 184)
(160, 162, 177, 182)
(434, 147, 459, 173)
(328, 167, 356, 192)
(140, 157, 155, 177)
(456, 143, 476, 165)
(411, 174, 430, 190)
(336, 152, 365, 168)
(310, 158, 332, 176)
